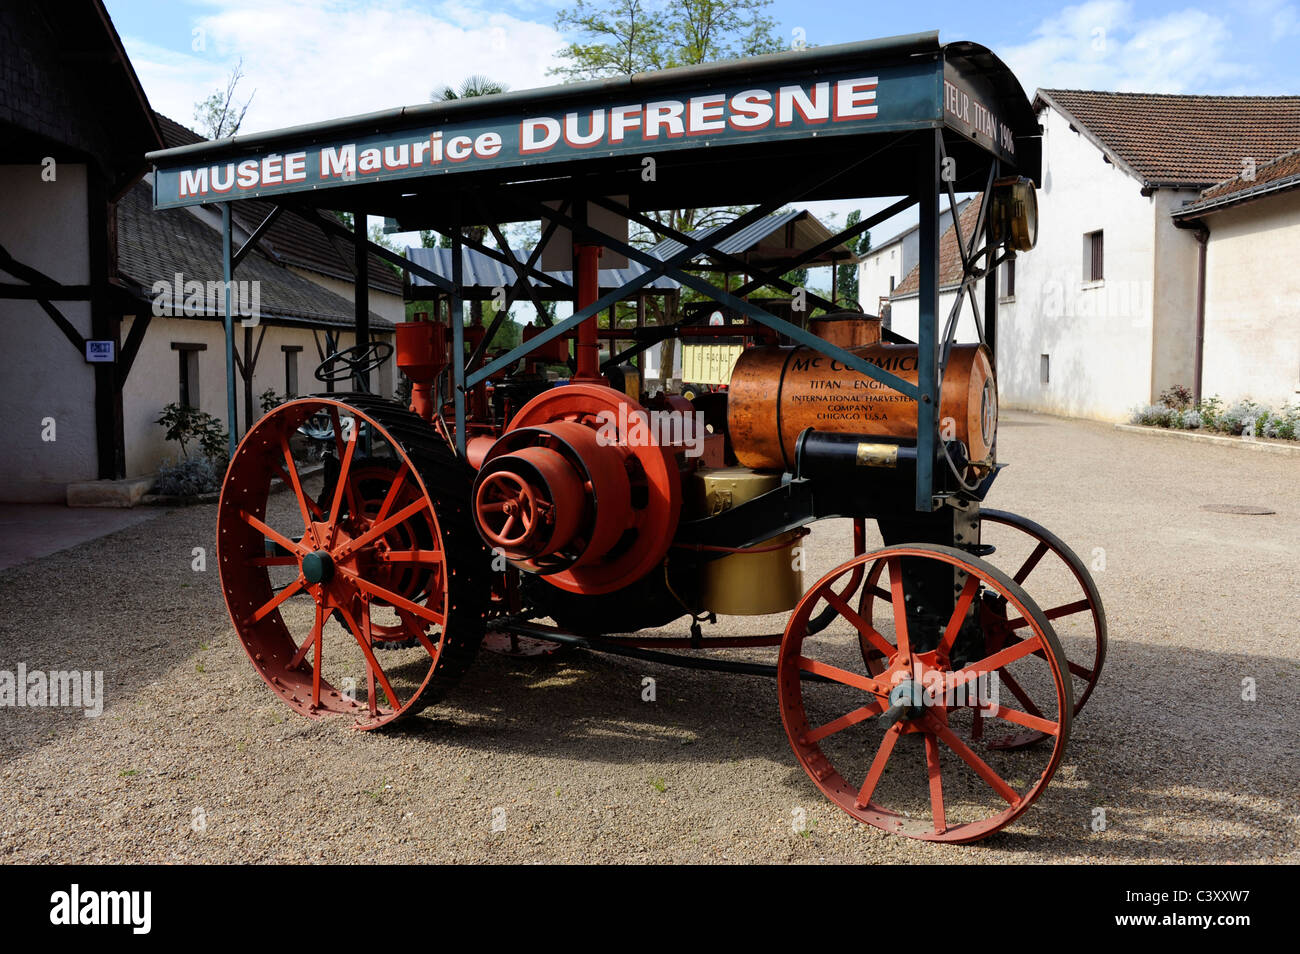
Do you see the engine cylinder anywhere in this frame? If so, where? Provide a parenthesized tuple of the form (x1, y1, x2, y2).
(727, 342, 996, 471)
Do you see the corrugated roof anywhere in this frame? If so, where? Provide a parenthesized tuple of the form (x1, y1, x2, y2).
(405, 246, 680, 296)
(115, 182, 393, 331)
(1036, 89, 1300, 188)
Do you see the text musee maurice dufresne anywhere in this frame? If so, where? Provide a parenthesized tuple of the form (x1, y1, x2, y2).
(166, 76, 882, 202)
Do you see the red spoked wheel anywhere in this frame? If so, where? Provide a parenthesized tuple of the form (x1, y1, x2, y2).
(217, 395, 490, 730)
(779, 544, 1073, 843)
(975, 510, 1106, 742)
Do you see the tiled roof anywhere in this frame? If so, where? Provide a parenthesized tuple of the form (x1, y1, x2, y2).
(115, 182, 393, 331)
(890, 194, 983, 298)
(1036, 90, 1300, 188)
(1175, 146, 1300, 216)
(152, 113, 403, 295)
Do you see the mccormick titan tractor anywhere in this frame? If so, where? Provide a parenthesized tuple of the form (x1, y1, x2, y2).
(149, 32, 1107, 842)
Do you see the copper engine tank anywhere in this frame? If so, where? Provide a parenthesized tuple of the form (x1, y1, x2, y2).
(727, 341, 997, 471)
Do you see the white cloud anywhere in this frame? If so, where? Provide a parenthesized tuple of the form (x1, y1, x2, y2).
(1001, 0, 1253, 94)
(123, 0, 567, 135)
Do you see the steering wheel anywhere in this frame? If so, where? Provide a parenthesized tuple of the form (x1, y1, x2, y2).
(314, 341, 394, 388)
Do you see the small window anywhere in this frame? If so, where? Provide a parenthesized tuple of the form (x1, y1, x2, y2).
(1040, 354, 1050, 385)
(173, 343, 205, 407)
(1002, 258, 1016, 298)
(1083, 230, 1104, 282)
(283, 346, 301, 398)
(888, 275, 896, 292)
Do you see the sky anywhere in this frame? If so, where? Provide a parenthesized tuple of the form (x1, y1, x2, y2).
(105, 0, 1300, 252)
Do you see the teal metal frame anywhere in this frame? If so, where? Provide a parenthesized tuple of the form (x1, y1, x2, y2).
(173, 33, 1038, 510)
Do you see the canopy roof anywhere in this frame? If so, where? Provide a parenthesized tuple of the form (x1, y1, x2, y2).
(146, 32, 1039, 226)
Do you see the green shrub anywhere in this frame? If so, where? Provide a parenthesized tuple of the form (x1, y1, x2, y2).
(1131, 404, 1175, 427)
(259, 388, 287, 413)
(154, 457, 221, 496)
(156, 402, 229, 464)
(1197, 395, 1224, 431)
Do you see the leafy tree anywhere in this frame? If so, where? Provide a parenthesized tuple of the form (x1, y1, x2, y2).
(833, 209, 871, 308)
(551, 0, 783, 79)
(432, 75, 510, 101)
(551, 0, 787, 383)
(193, 58, 255, 139)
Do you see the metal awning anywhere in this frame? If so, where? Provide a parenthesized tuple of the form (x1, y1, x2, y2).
(145, 31, 1040, 511)
(146, 31, 1039, 222)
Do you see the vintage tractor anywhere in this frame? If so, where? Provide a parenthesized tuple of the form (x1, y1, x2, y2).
(215, 180, 1105, 844)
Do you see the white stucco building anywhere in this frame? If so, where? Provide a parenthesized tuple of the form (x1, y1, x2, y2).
(888, 89, 1300, 422)
(997, 90, 1300, 420)
(0, 3, 403, 503)
(858, 198, 969, 319)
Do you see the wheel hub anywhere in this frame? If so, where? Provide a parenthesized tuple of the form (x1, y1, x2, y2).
(301, 549, 334, 584)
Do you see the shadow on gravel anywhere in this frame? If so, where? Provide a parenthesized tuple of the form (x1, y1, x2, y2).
(0, 504, 230, 761)
(387, 637, 1298, 861)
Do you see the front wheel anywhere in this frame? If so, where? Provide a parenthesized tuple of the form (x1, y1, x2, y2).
(778, 544, 1073, 843)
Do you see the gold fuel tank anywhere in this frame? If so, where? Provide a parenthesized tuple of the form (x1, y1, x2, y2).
(727, 342, 996, 471)
(688, 468, 804, 617)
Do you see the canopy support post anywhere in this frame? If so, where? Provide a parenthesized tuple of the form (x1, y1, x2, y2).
(222, 203, 237, 459)
(451, 206, 467, 455)
(353, 210, 370, 392)
(915, 131, 941, 512)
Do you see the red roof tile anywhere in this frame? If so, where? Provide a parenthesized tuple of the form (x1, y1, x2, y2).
(1177, 146, 1300, 215)
(891, 194, 984, 298)
(1036, 90, 1300, 188)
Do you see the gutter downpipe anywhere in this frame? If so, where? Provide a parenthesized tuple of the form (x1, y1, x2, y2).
(1175, 215, 1210, 403)
(1191, 223, 1208, 403)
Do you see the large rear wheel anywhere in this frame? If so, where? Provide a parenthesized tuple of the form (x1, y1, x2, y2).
(216, 396, 490, 730)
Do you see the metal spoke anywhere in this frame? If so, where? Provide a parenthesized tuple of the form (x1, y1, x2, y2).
(373, 460, 412, 525)
(925, 735, 946, 835)
(335, 602, 401, 712)
(247, 577, 305, 625)
(1013, 541, 1050, 584)
(288, 602, 322, 670)
(378, 549, 445, 565)
(796, 656, 887, 696)
(887, 558, 910, 657)
(855, 723, 902, 809)
(339, 568, 446, 626)
(822, 587, 895, 659)
(804, 702, 882, 744)
(983, 703, 1060, 736)
(281, 438, 318, 538)
(930, 718, 1020, 805)
(337, 499, 430, 557)
(239, 510, 306, 556)
(937, 574, 981, 656)
(1005, 599, 1091, 631)
(951, 636, 1043, 688)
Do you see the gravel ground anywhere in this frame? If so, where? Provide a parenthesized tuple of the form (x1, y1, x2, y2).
(0, 410, 1296, 864)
